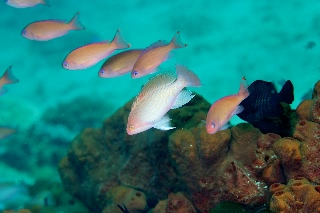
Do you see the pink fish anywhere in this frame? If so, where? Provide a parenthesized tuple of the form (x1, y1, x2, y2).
(5, 0, 49, 8)
(21, 12, 84, 41)
(127, 65, 201, 135)
(0, 66, 19, 95)
(99, 49, 143, 78)
(0, 127, 16, 140)
(131, 31, 187, 78)
(63, 29, 130, 70)
(206, 79, 249, 134)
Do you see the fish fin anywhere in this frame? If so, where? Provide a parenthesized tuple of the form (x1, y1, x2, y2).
(170, 31, 187, 49)
(69, 12, 85, 30)
(139, 40, 168, 59)
(111, 29, 130, 49)
(153, 115, 175, 130)
(279, 80, 294, 104)
(171, 90, 195, 109)
(239, 80, 249, 99)
(220, 123, 231, 130)
(232, 105, 244, 116)
(40, 0, 50, 6)
(141, 71, 176, 93)
(176, 65, 201, 87)
(0, 87, 7, 96)
(1, 66, 19, 85)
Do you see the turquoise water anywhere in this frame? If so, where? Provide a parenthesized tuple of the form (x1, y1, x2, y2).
(0, 0, 319, 212)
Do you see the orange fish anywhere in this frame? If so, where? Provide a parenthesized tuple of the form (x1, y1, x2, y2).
(0, 127, 16, 140)
(5, 0, 49, 8)
(127, 65, 201, 135)
(0, 66, 19, 95)
(131, 31, 187, 78)
(22, 12, 84, 41)
(99, 49, 143, 78)
(206, 79, 249, 134)
(63, 29, 130, 70)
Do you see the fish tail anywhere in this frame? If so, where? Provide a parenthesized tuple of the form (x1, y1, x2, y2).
(1, 66, 19, 85)
(69, 12, 85, 31)
(279, 80, 294, 104)
(40, 0, 50, 6)
(170, 31, 187, 49)
(239, 81, 249, 99)
(176, 65, 201, 87)
(111, 29, 131, 49)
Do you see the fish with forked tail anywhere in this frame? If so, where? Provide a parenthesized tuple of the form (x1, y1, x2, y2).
(237, 80, 294, 135)
(0, 66, 19, 95)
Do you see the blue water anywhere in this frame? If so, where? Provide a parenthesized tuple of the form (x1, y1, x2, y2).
(0, 0, 319, 211)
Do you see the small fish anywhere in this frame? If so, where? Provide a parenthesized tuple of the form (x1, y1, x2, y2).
(131, 31, 187, 78)
(206, 79, 249, 134)
(5, 0, 49, 8)
(21, 12, 84, 41)
(0, 127, 16, 140)
(99, 49, 143, 78)
(117, 204, 130, 213)
(127, 65, 201, 135)
(0, 66, 19, 95)
(63, 29, 130, 70)
(237, 80, 294, 123)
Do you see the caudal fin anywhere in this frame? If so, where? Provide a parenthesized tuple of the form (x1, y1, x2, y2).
(69, 12, 85, 30)
(176, 65, 201, 87)
(40, 0, 50, 6)
(111, 29, 131, 49)
(279, 80, 294, 104)
(1, 66, 19, 85)
(170, 31, 187, 49)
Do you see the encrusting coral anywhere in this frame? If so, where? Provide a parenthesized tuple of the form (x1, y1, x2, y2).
(269, 177, 320, 213)
(58, 81, 320, 213)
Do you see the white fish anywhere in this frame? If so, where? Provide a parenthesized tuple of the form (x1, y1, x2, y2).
(127, 65, 201, 135)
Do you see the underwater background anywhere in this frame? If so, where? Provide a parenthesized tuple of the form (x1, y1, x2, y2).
(1, 0, 320, 212)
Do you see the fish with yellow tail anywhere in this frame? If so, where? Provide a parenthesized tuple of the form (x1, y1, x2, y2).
(63, 29, 130, 70)
(21, 12, 84, 41)
(206, 78, 249, 134)
(99, 49, 143, 78)
(127, 65, 201, 135)
(131, 31, 187, 78)
(5, 0, 49, 8)
(0, 66, 19, 95)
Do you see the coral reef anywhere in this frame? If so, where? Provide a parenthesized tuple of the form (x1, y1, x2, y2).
(58, 81, 320, 212)
(269, 177, 320, 213)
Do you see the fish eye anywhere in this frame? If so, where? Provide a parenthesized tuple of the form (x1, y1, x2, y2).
(21, 30, 27, 35)
(129, 125, 134, 130)
(99, 69, 104, 74)
(63, 61, 69, 67)
(211, 122, 215, 129)
(133, 71, 138, 76)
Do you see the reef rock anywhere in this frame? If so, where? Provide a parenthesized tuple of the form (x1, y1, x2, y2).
(269, 177, 320, 213)
(59, 93, 292, 213)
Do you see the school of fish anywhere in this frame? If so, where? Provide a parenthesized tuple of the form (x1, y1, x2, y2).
(1, 1, 297, 140)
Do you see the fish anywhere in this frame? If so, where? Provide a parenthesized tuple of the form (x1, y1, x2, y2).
(131, 31, 187, 78)
(0, 127, 16, 140)
(0, 66, 19, 95)
(237, 80, 294, 135)
(63, 29, 130, 70)
(127, 65, 201, 135)
(117, 204, 130, 213)
(206, 79, 249, 134)
(21, 12, 84, 41)
(98, 49, 143, 78)
(5, 0, 49, 8)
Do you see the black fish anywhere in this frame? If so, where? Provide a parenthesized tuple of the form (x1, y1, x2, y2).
(237, 80, 294, 135)
(117, 204, 130, 213)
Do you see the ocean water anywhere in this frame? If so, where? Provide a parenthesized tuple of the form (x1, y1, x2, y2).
(0, 0, 319, 211)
